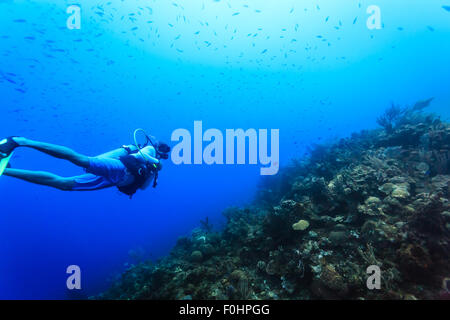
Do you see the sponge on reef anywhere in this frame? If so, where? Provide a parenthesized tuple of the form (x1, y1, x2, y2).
(292, 219, 310, 231)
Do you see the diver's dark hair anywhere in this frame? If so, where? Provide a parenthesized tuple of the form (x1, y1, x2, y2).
(155, 142, 170, 160)
(157, 142, 171, 154)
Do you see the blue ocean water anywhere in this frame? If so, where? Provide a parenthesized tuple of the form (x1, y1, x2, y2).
(0, 0, 449, 299)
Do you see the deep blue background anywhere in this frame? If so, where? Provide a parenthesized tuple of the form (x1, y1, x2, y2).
(0, 1, 449, 299)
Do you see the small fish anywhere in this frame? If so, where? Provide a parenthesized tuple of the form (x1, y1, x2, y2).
(261, 49, 267, 54)
(13, 19, 26, 23)
(412, 97, 434, 111)
(232, 12, 240, 16)
(443, 6, 450, 12)
(427, 26, 435, 31)
(353, 17, 358, 24)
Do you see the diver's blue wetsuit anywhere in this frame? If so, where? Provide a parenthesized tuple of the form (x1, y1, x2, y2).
(72, 157, 134, 191)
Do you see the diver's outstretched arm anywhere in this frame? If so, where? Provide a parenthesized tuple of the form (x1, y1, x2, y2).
(3, 168, 75, 191)
(95, 144, 138, 158)
(13, 137, 90, 168)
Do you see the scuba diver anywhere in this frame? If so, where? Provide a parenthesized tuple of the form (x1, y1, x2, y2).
(0, 130, 171, 198)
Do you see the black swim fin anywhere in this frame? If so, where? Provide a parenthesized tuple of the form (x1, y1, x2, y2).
(0, 137, 18, 159)
(0, 152, 13, 176)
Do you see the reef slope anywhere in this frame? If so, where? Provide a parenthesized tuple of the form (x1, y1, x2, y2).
(99, 106, 450, 300)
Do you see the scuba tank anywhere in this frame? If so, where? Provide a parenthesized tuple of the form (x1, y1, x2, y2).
(117, 129, 169, 198)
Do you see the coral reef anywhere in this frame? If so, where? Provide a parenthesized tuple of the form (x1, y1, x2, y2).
(98, 103, 449, 300)
(292, 219, 310, 231)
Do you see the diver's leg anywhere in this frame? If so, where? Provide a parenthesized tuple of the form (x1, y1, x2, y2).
(3, 168, 75, 191)
(12, 137, 90, 168)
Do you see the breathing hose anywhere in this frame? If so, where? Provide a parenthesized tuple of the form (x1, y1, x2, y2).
(133, 128, 156, 162)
